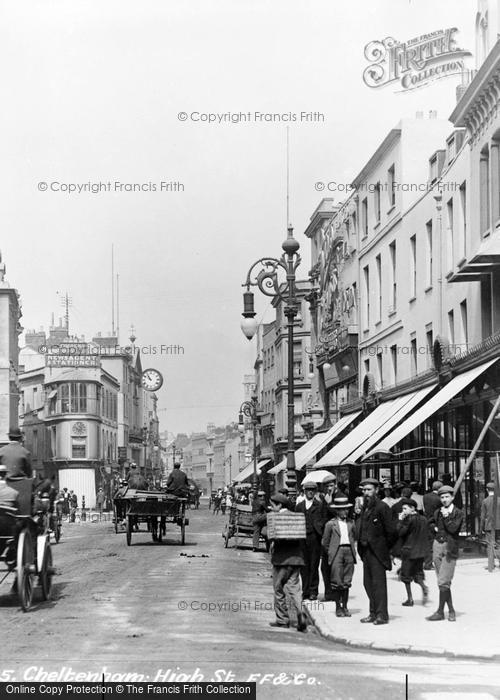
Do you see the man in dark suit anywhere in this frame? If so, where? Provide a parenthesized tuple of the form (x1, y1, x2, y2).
(0, 428, 32, 479)
(356, 477, 397, 625)
(295, 482, 328, 600)
(166, 461, 189, 496)
(252, 491, 267, 552)
(423, 480, 442, 569)
(480, 482, 500, 572)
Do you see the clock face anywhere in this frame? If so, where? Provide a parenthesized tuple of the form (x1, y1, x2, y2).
(141, 368, 163, 392)
(72, 421, 87, 436)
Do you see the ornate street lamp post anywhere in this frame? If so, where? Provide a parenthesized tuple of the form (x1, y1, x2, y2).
(238, 391, 261, 495)
(240, 225, 301, 498)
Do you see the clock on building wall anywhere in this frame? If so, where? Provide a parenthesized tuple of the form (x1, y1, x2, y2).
(141, 368, 163, 392)
(72, 421, 87, 436)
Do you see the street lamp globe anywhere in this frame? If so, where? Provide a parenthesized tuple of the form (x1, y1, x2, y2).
(240, 316, 258, 340)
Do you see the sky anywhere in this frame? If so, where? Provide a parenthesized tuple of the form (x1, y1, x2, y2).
(1, 0, 479, 434)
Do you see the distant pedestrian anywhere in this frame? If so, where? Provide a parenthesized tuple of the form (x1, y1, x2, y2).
(410, 482, 424, 513)
(69, 491, 78, 522)
(252, 491, 267, 552)
(381, 482, 396, 508)
(268, 493, 307, 632)
(396, 498, 429, 606)
(426, 485, 463, 622)
(356, 478, 396, 625)
(480, 482, 500, 572)
(321, 495, 356, 617)
(96, 487, 105, 519)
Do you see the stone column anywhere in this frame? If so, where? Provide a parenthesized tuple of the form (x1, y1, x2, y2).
(0, 254, 22, 444)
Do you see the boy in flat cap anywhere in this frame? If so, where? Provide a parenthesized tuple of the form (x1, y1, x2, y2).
(426, 485, 463, 622)
(268, 493, 307, 633)
(321, 495, 356, 616)
(397, 498, 429, 606)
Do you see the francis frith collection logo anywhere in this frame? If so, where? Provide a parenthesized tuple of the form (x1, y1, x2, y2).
(363, 28, 472, 91)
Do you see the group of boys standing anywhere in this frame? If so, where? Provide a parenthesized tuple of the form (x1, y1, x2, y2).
(268, 475, 465, 631)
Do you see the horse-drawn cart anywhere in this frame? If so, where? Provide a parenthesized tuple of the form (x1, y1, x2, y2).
(0, 479, 54, 611)
(119, 490, 188, 546)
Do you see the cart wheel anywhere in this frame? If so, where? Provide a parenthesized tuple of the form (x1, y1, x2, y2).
(39, 542, 53, 601)
(17, 530, 35, 612)
(126, 516, 132, 546)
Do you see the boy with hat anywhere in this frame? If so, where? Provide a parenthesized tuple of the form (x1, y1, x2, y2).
(321, 495, 356, 616)
(397, 498, 429, 606)
(268, 493, 307, 633)
(426, 485, 463, 622)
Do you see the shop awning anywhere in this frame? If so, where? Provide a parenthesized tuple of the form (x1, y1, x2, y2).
(267, 411, 361, 476)
(344, 385, 437, 463)
(449, 235, 500, 282)
(315, 388, 435, 468)
(364, 358, 499, 459)
(233, 459, 271, 484)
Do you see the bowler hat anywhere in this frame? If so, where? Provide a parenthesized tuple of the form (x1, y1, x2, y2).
(486, 482, 495, 490)
(437, 485, 454, 495)
(360, 477, 379, 487)
(8, 427, 22, 439)
(331, 495, 352, 509)
(270, 493, 288, 505)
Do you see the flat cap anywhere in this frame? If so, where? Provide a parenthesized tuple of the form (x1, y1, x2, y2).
(360, 477, 380, 487)
(437, 485, 454, 495)
(400, 497, 418, 509)
(257, 490, 266, 496)
(432, 481, 443, 491)
(486, 482, 495, 490)
(270, 492, 289, 505)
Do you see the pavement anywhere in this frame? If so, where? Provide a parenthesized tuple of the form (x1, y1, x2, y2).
(304, 556, 500, 660)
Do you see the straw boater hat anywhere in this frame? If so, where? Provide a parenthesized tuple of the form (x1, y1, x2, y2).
(330, 495, 352, 509)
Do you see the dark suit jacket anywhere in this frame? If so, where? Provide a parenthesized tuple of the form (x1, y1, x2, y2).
(480, 494, 500, 532)
(0, 442, 32, 478)
(295, 498, 328, 537)
(166, 468, 188, 494)
(271, 539, 305, 567)
(429, 506, 463, 559)
(423, 491, 441, 519)
(356, 500, 396, 570)
(397, 513, 428, 559)
(321, 517, 356, 564)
